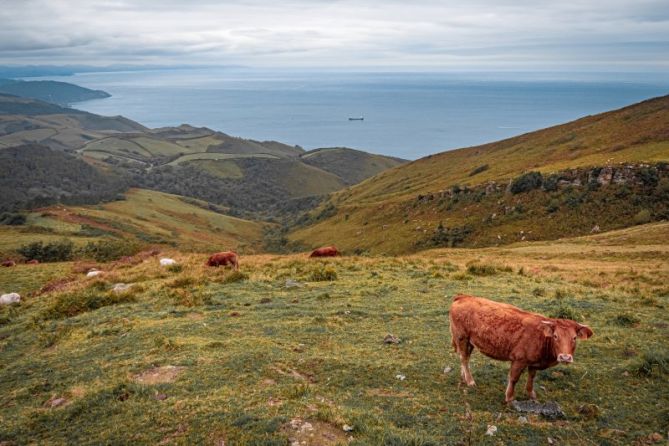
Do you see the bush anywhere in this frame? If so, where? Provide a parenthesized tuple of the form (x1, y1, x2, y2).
(167, 264, 183, 273)
(0, 213, 26, 225)
(309, 266, 338, 282)
(635, 352, 669, 377)
(79, 239, 141, 262)
(17, 239, 74, 262)
(466, 263, 499, 276)
(509, 171, 543, 194)
(610, 314, 640, 327)
(222, 271, 249, 284)
(545, 198, 560, 213)
(468, 164, 489, 177)
(43, 285, 135, 319)
(633, 209, 652, 225)
(549, 303, 580, 321)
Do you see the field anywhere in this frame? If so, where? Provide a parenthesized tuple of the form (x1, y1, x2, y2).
(0, 189, 266, 254)
(1, 224, 667, 445)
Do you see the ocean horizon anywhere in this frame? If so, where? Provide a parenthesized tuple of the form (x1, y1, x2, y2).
(34, 69, 669, 160)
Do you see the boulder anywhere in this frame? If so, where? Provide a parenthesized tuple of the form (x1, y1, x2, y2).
(160, 258, 177, 266)
(0, 293, 20, 305)
(511, 400, 566, 419)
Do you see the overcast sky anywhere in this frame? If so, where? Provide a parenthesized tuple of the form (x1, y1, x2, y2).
(1, 0, 667, 70)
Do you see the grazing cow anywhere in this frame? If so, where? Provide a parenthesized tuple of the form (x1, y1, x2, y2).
(207, 251, 239, 270)
(309, 246, 340, 258)
(26, 259, 39, 265)
(1, 260, 16, 267)
(449, 294, 593, 402)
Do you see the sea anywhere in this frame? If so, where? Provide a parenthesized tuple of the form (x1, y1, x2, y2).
(34, 69, 669, 160)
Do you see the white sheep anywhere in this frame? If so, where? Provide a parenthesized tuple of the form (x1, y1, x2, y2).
(0, 293, 21, 305)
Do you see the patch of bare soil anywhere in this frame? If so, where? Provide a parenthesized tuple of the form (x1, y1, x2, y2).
(284, 418, 350, 446)
(133, 365, 185, 384)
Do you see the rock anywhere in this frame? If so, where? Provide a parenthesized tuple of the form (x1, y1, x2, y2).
(647, 432, 664, 443)
(395, 374, 406, 381)
(260, 297, 272, 304)
(112, 283, 132, 294)
(50, 397, 66, 408)
(342, 424, 354, 432)
(511, 400, 566, 419)
(86, 270, 102, 278)
(160, 258, 177, 266)
(591, 225, 601, 233)
(155, 393, 168, 401)
(518, 416, 528, 424)
(547, 437, 556, 445)
(443, 366, 452, 374)
(384, 334, 401, 344)
(0, 293, 20, 305)
(285, 279, 303, 289)
(485, 425, 497, 436)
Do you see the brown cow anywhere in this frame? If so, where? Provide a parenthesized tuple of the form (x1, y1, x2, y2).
(449, 294, 593, 402)
(206, 251, 239, 270)
(309, 246, 340, 258)
(26, 259, 40, 265)
(1, 260, 16, 267)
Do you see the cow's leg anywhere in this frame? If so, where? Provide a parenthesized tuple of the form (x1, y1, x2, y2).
(455, 337, 476, 387)
(526, 367, 538, 400)
(505, 361, 526, 402)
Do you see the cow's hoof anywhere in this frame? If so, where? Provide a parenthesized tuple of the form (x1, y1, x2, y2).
(466, 380, 476, 387)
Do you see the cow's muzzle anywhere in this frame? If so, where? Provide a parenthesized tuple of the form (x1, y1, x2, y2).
(557, 354, 573, 363)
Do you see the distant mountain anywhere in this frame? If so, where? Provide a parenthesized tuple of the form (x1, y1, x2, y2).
(0, 79, 110, 105)
(0, 94, 405, 220)
(290, 95, 669, 253)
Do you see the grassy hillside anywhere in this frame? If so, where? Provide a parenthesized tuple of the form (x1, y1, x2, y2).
(0, 79, 110, 105)
(0, 94, 405, 220)
(0, 189, 265, 255)
(301, 147, 406, 185)
(291, 96, 669, 253)
(0, 227, 666, 444)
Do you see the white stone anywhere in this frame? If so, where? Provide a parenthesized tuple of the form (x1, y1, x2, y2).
(0, 292, 20, 304)
(86, 270, 102, 278)
(485, 425, 497, 436)
(395, 374, 406, 381)
(160, 258, 177, 266)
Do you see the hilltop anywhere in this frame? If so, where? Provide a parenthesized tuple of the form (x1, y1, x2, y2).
(0, 94, 405, 221)
(290, 95, 669, 253)
(0, 79, 110, 105)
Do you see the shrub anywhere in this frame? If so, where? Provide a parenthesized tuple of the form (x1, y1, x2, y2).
(17, 239, 74, 262)
(222, 271, 249, 284)
(532, 287, 546, 297)
(633, 209, 652, 225)
(79, 239, 141, 262)
(509, 171, 543, 194)
(468, 164, 489, 177)
(309, 266, 338, 282)
(635, 352, 669, 377)
(545, 198, 560, 213)
(610, 314, 640, 327)
(0, 213, 26, 225)
(466, 263, 498, 276)
(167, 264, 183, 273)
(549, 303, 580, 321)
(43, 286, 136, 319)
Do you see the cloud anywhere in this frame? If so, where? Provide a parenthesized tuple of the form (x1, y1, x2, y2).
(0, 0, 667, 70)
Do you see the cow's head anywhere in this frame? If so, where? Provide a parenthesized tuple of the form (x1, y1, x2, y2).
(541, 320, 593, 363)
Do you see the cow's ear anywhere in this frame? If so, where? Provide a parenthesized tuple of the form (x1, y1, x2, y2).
(576, 324, 593, 339)
(540, 320, 555, 337)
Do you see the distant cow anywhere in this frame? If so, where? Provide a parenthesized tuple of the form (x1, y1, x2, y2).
(449, 294, 593, 402)
(26, 259, 39, 265)
(309, 246, 340, 258)
(207, 251, 239, 270)
(1, 260, 16, 267)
